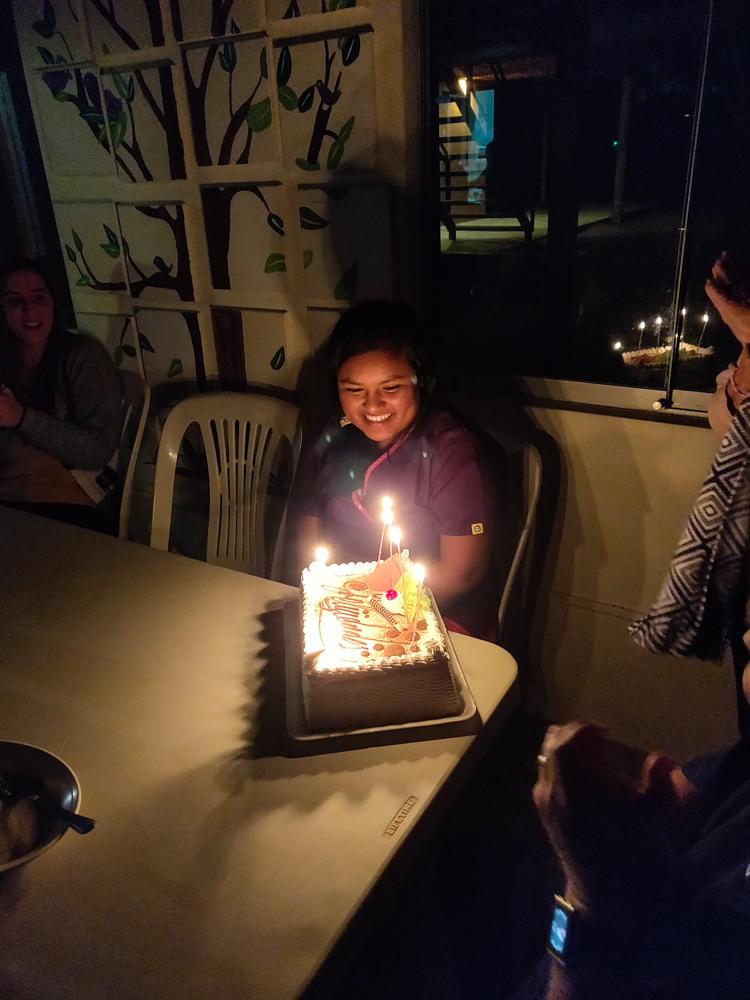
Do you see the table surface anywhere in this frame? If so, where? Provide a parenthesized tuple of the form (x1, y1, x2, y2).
(0, 507, 517, 1000)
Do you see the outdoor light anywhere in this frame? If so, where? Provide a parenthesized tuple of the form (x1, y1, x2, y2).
(458, 78, 468, 95)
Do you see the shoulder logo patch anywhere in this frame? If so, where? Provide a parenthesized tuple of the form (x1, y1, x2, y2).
(471, 523, 484, 535)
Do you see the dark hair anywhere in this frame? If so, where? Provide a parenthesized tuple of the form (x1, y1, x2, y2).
(0, 256, 71, 415)
(325, 300, 436, 425)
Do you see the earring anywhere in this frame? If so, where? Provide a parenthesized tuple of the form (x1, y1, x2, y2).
(340, 416, 352, 427)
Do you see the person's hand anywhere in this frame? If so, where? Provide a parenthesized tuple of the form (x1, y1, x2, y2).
(0, 387, 24, 429)
(533, 722, 699, 920)
(705, 252, 750, 346)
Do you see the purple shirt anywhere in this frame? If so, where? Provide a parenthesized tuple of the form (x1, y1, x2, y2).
(296, 410, 500, 636)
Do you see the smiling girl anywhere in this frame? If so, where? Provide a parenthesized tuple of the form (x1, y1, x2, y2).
(0, 257, 123, 532)
(295, 301, 500, 639)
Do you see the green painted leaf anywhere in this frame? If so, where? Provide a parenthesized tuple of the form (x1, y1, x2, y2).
(167, 358, 183, 378)
(327, 138, 345, 169)
(338, 115, 355, 142)
(231, 17, 240, 33)
(53, 91, 74, 101)
(126, 76, 135, 103)
(113, 345, 124, 368)
(121, 344, 137, 358)
(109, 109, 127, 150)
(65, 244, 77, 263)
(270, 346, 286, 370)
(138, 332, 155, 353)
(267, 212, 285, 236)
(75, 274, 91, 286)
(112, 71, 130, 100)
(79, 106, 104, 129)
(72, 230, 83, 252)
(324, 185, 349, 201)
(246, 97, 272, 132)
(334, 260, 358, 300)
(299, 207, 330, 230)
(100, 243, 120, 258)
(37, 47, 55, 65)
(278, 84, 298, 111)
(302, 249, 313, 269)
(298, 84, 315, 113)
(276, 46, 292, 87)
(220, 41, 236, 74)
(32, 20, 54, 39)
(341, 34, 360, 66)
(96, 124, 110, 149)
(122, 238, 130, 258)
(264, 252, 287, 273)
(102, 43, 110, 55)
(103, 224, 119, 246)
(295, 157, 321, 171)
(260, 47, 268, 79)
(329, 0, 355, 9)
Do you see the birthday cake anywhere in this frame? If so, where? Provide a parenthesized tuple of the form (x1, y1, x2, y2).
(300, 557, 463, 731)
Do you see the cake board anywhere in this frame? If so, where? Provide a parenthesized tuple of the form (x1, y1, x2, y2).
(283, 597, 481, 753)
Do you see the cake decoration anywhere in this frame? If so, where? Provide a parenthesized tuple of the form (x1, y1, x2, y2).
(300, 549, 463, 731)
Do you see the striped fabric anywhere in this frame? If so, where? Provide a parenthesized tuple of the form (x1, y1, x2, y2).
(630, 401, 750, 660)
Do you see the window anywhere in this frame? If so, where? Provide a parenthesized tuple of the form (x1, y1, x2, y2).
(430, 0, 750, 407)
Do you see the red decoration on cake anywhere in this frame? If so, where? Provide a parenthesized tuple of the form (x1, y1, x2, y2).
(385, 589, 397, 601)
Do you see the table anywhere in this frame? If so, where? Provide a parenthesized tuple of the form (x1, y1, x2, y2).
(0, 507, 517, 1000)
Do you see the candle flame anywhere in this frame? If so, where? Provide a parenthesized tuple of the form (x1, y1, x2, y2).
(412, 563, 425, 584)
(382, 510, 393, 526)
(702, 313, 709, 323)
(638, 321, 645, 330)
(315, 547, 328, 564)
(381, 496, 392, 511)
(389, 526, 401, 545)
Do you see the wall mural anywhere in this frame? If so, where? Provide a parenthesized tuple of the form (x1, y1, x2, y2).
(14, 0, 396, 392)
(184, 35, 272, 167)
(275, 29, 374, 174)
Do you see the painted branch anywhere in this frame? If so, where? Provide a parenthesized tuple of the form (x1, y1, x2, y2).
(114, 153, 137, 182)
(134, 70, 165, 131)
(218, 75, 262, 165)
(87, 0, 139, 50)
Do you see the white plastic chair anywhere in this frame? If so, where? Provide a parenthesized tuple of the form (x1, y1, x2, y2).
(150, 392, 301, 580)
(493, 433, 543, 634)
(117, 371, 150, 540)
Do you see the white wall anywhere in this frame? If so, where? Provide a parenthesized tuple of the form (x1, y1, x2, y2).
(450, 390, 738, 760)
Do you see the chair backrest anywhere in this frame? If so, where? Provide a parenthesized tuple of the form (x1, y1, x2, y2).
(117, 371, 151, 540)
(150, 392, 301, 579)
(491, 431, 542, 633)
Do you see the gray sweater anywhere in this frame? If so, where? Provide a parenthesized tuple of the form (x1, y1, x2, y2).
(0, 333, 123, 473)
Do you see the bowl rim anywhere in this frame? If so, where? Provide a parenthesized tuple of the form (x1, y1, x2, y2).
(0, 740, 82, 874)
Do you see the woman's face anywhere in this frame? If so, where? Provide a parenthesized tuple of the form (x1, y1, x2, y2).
(2, 269, 54, 350)
(337, 349, 419, 449)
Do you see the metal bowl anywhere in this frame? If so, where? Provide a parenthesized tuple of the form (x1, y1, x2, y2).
(0, 741, 81, 874)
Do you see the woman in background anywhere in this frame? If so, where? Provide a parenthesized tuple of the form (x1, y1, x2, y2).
(295, 300, 500, 639)
(0, 257, 122, 533)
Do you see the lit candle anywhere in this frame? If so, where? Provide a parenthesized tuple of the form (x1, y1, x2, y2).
(377, 498, 392, 565)
(637, 320, 645, 349)
(699, 312, 709, 347)
(409, 564, 425, 646)
(655, 316, 662, 348)
(309, 546, 328, 577)
(389, 526, 402, 593)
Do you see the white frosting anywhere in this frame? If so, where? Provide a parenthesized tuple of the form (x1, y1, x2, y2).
(301, 561, 446, 672)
